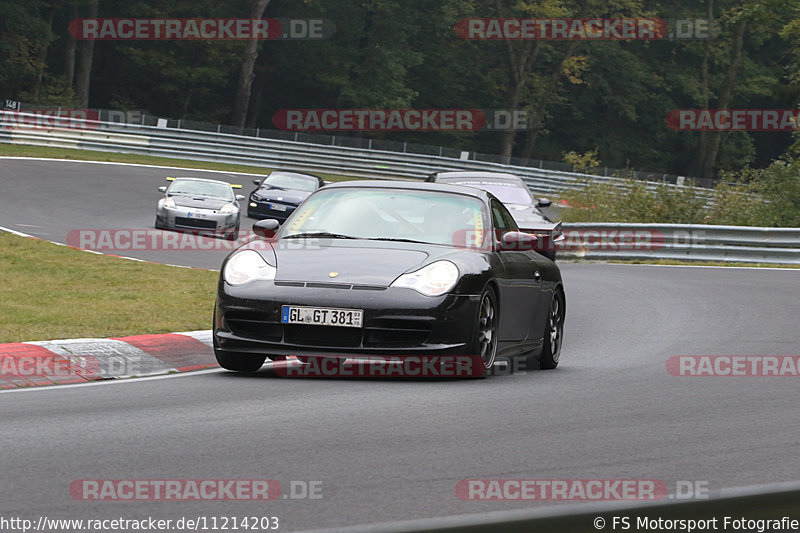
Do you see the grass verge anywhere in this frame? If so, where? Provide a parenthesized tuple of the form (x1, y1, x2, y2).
(0, 231, 218, 343)
(0, 143, 359, 182)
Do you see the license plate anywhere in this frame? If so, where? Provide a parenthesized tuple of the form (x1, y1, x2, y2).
(270, 203, 287, 212)
(281, 306, 363, 328)
(186, 211, 207, 219)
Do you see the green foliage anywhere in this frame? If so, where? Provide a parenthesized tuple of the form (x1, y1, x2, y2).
(2, 0, 800, 187)
(563, 149, 600, 173)
(560, 179, 707, 224)
(561, 155, 800, 226)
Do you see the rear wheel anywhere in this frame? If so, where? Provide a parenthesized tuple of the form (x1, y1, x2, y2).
(539, 290, 564, 370)
(474, 287, 498, 377)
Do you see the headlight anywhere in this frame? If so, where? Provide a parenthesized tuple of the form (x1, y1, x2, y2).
(162, 197, 176, 209)
(390, 260, 459, 296)
(219, 204, 236, 215)
(223, 250, 276, 285)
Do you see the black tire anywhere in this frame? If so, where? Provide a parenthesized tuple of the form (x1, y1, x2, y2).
(215, 350, 266, 372)
(473, 287, 499, 378)
(539, 290, 565, 370)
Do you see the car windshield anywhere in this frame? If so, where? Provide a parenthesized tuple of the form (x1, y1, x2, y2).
(279, 188, 486, 247)
(449, 181, 533, 206)
(262, 173, 318, 192)
(167, 179, 234, 200)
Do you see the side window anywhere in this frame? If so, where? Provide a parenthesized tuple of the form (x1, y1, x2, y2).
(491, 200, 518, 233)
(491, 200, 509, 232)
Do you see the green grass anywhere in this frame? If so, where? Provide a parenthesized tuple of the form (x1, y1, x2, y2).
(0, 143, 360, 183)
(0, 232, 219, 343)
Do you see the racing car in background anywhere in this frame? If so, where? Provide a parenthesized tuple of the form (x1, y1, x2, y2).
(155, 177, 244, 240)
(247, 170, 325, 222)
(426, 171, 564, 260)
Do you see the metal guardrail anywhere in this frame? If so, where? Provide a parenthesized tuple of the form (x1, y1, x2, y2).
(0, 111, 712, 198)
(559, 223, 800, 264)
(4, 113, 796, 265)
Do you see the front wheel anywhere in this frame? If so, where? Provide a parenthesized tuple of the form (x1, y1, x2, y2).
(473, 287, 499, 377)
(539, 290, 564, 369)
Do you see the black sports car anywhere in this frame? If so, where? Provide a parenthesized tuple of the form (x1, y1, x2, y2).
(426, 171, 564, 260)
(213, 180, 565, 378)
(247, 170, 325, 221)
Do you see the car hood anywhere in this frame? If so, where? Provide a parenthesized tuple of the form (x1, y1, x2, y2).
(251, 187, 310, 204)
(506, 204, 557, 232)
(271, 241, 430, 286)
(171, 195, 232, 211)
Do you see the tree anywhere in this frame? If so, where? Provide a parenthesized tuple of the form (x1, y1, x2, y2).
(75, 0, 98, 107)
(231, 0, 271, 131)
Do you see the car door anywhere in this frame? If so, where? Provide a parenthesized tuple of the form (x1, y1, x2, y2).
(491, 199, 543, 345)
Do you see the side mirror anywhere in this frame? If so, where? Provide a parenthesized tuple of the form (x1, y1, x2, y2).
(253, 219, 280, 239)
(253, 179, 262, 186)
(536, 198, 552, 208)
(500, 231, 537, 251)
(235, 194, 245, 201)
(158, 186, 167, 193)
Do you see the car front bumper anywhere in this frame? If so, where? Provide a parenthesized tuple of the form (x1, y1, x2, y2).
(156, 206, 239, 234)
(247, 200, 297, 221)
(214, 280, 481, 358)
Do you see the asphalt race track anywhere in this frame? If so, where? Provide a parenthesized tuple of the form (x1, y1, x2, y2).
(2, 159, 800, 531)
(0, 159, 261, 269)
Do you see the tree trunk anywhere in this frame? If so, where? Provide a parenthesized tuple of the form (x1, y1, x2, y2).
(520, 40, 580, 160)
(700, 20, 746, 179)
(65, 3, 79, 89)
(692, 0, 713, 178)
(75, 0, 99, 108)
(32, 7, 55, 101)
(231, 0, 271, 131)
(495, 0, 541, 159)
(246, 68, 265, 129)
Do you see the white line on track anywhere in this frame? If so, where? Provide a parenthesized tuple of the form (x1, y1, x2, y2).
(0, 156, 265, 176)
(0, 367, 224, 395)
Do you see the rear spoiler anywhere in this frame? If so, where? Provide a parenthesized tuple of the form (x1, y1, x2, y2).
(165, 176, 242, 188)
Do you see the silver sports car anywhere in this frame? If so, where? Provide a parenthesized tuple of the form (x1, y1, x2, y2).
(155, 177, 244, 240)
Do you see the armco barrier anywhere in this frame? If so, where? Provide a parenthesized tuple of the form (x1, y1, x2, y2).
(0, 111, 712, 199)
(560, 223, 800, 264)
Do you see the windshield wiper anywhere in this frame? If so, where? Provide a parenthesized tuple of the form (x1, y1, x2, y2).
(368, 237, 431, 244)
(283, 232, 358, 239)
